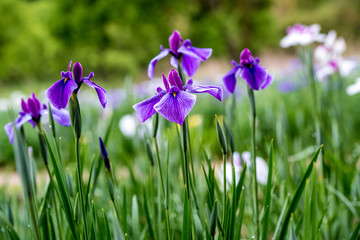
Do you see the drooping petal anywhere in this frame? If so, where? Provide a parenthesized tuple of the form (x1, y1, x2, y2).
(133, 92, 166, 122)
(4, 122, 15, 144)
(222, 67, 238, 93)
(170, 56, 178, 68)
(185, 83, 223, 101)
(83, 79, 107, 108)
(169, 30, 182, 55)
(240, 64, 267, 91)
(178, 40, 212, 61)
(73, 62, 83, 84)
(154, 91, 196, 125)
(46, 78, 78, 109)
(50, 107, 71, 126)
(346, 77, 360, 96)
(168, 69, 183, 90)
(260, 74, 274, 90)
(181, 55, 201, 77)
(148, 49, 170, 79)
(4, 114, 32, 144)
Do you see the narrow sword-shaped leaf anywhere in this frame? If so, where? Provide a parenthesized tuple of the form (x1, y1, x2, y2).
(277, 145, 322, 240)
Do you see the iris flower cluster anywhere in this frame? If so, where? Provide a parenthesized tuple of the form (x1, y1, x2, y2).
(148, 30, 212, 78)
(223, 48, 273, 93)
(5, 93, 70, 144)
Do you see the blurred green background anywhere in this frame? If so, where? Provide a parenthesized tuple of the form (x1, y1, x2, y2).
(0, 0, 359, 88)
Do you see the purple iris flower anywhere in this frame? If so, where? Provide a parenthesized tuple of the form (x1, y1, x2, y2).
(134, 69, 223, 125)
(223, 48, 273, 93)
(46, 61, 107, 110)
(148, 30, 213, 78)
(4, 93, 71, 144)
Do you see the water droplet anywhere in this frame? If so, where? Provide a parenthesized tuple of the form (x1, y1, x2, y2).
(251, 236, 255, 239)
(242, 186, 245, 190)
(49, 125, 52, 128)
(59, 137, 61, 140)
(28, 224, 31, 228)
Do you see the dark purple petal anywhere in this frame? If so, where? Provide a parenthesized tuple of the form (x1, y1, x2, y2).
(154, 91, 196, 125)
(169, 30, 182, 55)
(27, 97, 39, 119)
(185, 84, 223, 101)
(46, 78, 78, 109)
(178, 40, 212, 61)
(148, 49, 170, 79)
(261, 74, 273, 90)
(223, 67, 238, 93)
(162, 74, 170, 92)
(83, 79, 107, 108)
(240, 64, 267, 91)
(168, 69, 183, 90)
(133, 92, 166, 122)
(240, 48, 253, 64)
(99, 137, 108, 159)
(50, 107, 71, 126)
(21, 99, 28, 113)
(181, 55, 201, 77)
(73, 62, 83, 84)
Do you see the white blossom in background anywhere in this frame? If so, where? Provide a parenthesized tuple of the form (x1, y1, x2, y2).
(346, 77, 360, 96)
(314, 30, 358, 81)
(217, 151, 269, 187)
(280, 23, 324, 48)
(118, 114, 137, 138)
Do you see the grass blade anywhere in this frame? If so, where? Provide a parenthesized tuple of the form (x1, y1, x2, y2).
(277, 145, 322, 240)
(261, 140, 274, 240)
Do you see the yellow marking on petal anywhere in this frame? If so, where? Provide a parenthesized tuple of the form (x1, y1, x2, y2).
(172, 92, 177, 97)
(249, 64, 253, 68)
(187, 45, 191, 49)
(64, 78, 69, 83)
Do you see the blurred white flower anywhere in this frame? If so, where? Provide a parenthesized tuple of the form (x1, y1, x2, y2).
(217, 151, 269, 187)
(314, 30, 358, 81)
(280, 23, 324, 48)
(346, 77, 360, 96)
(118, 114, 137, 138)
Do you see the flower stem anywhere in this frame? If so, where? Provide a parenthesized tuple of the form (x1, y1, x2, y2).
(248, 87, 259, 238)
(182, 119, 190, 199)
(153, 136, 171, 239)
(222, 153, 227, 225)
(75, 137, 88, 239)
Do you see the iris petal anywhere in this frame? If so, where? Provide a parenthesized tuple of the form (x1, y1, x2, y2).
(154, 91, 196, 125)
(133, 92, 166, 122)
(240, 64, 267, 91)
(46, 78, 78, 109)
(223, 67, 238, 93)
(83, 79, 107, 108)
(147, 49, 170, 79)
(178, 41, 212, 61)
(181, 55, 201, 77)
(185, 84, 223, 101)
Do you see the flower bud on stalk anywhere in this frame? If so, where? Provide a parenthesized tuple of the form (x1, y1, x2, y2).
(69, 93, 82, 139)
(215, 115, 227, 155)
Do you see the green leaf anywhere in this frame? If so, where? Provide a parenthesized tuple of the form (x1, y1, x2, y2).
(0, 211, 20, 240)
(182, 187, 190, 240)
(277, 145, 322, 240)
(102, 209, 112, 240)
(43, 132, 79, 240)
(131, 195, 140, 239)
(209, 201, 217, 237)
(261, 140, 274, 240)
(143, 188, 155, 240)
(350, 221, 360, 240)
